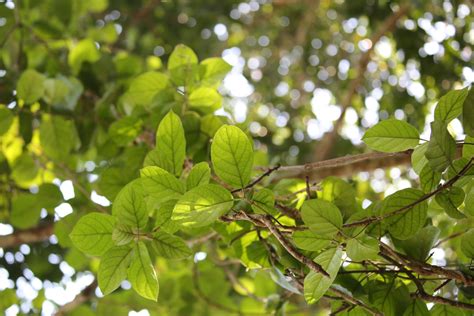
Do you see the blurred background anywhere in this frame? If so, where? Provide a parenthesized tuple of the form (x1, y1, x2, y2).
(0, 0, 473, 315)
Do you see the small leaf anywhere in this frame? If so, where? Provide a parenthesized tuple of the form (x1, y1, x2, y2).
(435, 187, 466, 219)
(434, 87, 469, 123)
(40, 115, 78, 160)
(304, 247, 342, 304)
(68, 39, 101, 74)
(362, 119, 420, 152)
(186, 162, 211, 190)
(384, 188, 428, 240)
(17, 69, 46, 104)
(0, 106, 13, 136)
(425, 121, 456, 172)
(168, 44, 198, 86)
(126, 71, 169, 106)
(346, 235, 379, 262)
(70, 213, 117, 256)
(461, 229, 474, 258)
(155, 111, 186, 176)
(140, 166, 185, 204)
(98, 246, 133, 295)
(292, 230, 330, 251)
(149, 231, 192, 259)
(251, 188, 276, 215)
(211, 125, 254, 188)
(108, 116, 143, 146)
(188, 87, 223, 114)
(172, 184, 233, 227)
(10, 194, 40, 229)
(128, 242, 159, 301)
(320, 176, 357, 219)
(462, 87, 474, 137)
(301, 199, 343, 238)
(112, 180, 148, 232)
(199, 57, 232, 87)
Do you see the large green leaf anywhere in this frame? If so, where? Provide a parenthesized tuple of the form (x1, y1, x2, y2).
(402, 300, 429, 316)
(292, 230, 330, 251)
(434, 87, 469, 122)
(461, 229, 474, 258)
(346, 235, 379, 262)
(70, 213, 117, 256)
(304, 247, 342, 304)
(383, 188, 427, 240)
(368, 281, 411, 316)
(362, 119, 420, 152)
(462, 87, 474, 137)
(98, 246, 133, 295)
(186, 162, 211, 190)
(149, 231, 191, 259)
(155, 111, 186, 176)
(425, 121, 456, 172)
(112, 180, 148, 232)
(128, 242, 159, 301)
(39, 115, 77, 160)
(17, 69, 46, 104)
(172, 184, 233, 227)
(140, 166, 185, 204)
(211, 125, 254, 188)
(301, 199, 343, 238)
(126, 71, 169, 105)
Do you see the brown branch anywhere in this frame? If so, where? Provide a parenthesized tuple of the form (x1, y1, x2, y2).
(343, 157, 473, 228)
(315, 4, 410, 161)
(328, 286, 382, 316)
(231, 164, 281, 193)
(0, 223, 54, 249)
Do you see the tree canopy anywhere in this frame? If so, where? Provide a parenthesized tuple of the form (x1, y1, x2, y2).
(0, 0, 473, 315)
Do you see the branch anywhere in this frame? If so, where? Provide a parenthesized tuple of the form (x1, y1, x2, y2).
(231, 164, 281, 193)
(329, 286, 383, 316)
(0, 223, 54, 249)
(315, 4, 410, 161)
(343, 157, 473, 228)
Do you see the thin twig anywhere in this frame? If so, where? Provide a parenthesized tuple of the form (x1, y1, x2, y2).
(231, 164, 281, 193)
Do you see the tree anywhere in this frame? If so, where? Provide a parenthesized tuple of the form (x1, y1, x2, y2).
(0, 0, 473, 315)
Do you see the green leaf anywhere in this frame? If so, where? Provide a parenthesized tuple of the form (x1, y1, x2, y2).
(186, 162, 211, 190)
(201, 114, 224, 137)
(462, 87, 474, 137)
(168, 44, 198, 86)
(128, 242, 159, 301)
(425, 121, 456, 172)
(199, 57, 232, 87)
(140, 166, 185, 204)
(465, 186, 474, 217)
(98, 246, 133, 295)
(37, 183, 63, 211)
(394, 226, 440, 261)
(301, 199, 343, 238)
(40, 115, 77, 160)
(402, 300, 429, 316)
(434, 87, 469, 122)
(126, 71, 169, 106)
(304, 247, 342, 304)
(109, 116, 143, 146)
(17, 69, 46, 104)
(251, 188, 276, 215)
(435, 187, 466, 219)
(70, 213, 117, 256)
(362, 119, 420, 152)
(384, 188, 427, 240)
(10, 194, 40, 229)
(149, 231, 191, 259)
(368, 281, 411, 316)
(211, 125, 254, 188)
(172, 184, 233, 227)
(112, 224, 135, 246)
(463, 136, 474, 159)
(461, 229, 474, 258)
(292, 230, 330, 251)
(346, 235, 379, 262)
(320, 176, 357, 219)
(43, 78, 70, 106)
(188, 87, 223, 114)
(419, 164, 441, 193)
(155, 111, 186, 176)
(430, 304, 467, 316)
(112, 180, 148, 232)
(411, 143, 429, 175)
(0, 105, 13, 136)
(11, 153, 38, 183)
(68, 39, 101, 74)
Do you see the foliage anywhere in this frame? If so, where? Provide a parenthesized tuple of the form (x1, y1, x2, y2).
(0, 0, 474, 315)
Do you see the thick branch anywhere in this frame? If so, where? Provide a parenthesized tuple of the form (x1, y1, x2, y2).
(315, 5, 410, 161)
(0, 223, 54, 249)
